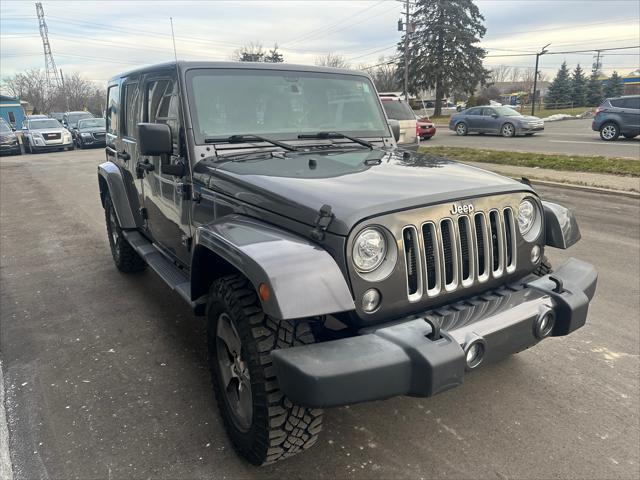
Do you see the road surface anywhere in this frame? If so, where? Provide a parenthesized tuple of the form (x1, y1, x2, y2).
(1, 149, 639, 479)
(428, 118, 640, 159)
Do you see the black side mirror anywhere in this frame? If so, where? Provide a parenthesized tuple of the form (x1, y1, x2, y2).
(388, 119, 401, 142)
(491, 113, 499, 119)
(138, 123, 172, 156)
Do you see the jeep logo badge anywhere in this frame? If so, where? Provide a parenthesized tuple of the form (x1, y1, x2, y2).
(450, 203, 474, 215)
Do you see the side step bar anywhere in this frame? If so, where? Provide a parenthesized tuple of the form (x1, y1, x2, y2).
(122, 231, 205, 314)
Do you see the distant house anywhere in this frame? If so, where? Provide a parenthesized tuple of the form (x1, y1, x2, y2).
(0, 95, 26, 128)
(622, 70, 639, 95)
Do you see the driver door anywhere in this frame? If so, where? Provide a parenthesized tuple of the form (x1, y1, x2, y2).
(139, 75, 192, 265)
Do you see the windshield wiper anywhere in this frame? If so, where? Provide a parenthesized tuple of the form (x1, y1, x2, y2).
(204, 134, 297, 151)
(297, 131, 373, 150)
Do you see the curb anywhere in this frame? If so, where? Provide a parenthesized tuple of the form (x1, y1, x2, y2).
(511, 177, 640, 198)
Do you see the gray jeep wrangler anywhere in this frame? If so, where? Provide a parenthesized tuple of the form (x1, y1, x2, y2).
(98, 61, 597, 465)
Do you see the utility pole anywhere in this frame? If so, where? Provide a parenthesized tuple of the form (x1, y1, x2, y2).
(531, 43, 550, 116)
(35, 2, 62, 91)
(593, 50, 603, 74)
(398, 0, 413, 100)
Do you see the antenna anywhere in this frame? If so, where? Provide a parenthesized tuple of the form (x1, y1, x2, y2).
(170, 17, 178, 64)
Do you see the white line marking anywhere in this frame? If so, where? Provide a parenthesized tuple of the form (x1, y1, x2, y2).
(0, 362, 14, 480)
(548, 140, 640, 147)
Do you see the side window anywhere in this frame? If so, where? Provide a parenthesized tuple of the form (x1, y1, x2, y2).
(482, 108, 494, 116)
(610, 99, 625, 108)
(122, 82, 139, 138)
(8, 112, 16, 124)
(623, 97, 640, 110)
(146, 79, 181, 155)
(467, 108, 481, 115)
(106, 84, 120, 135)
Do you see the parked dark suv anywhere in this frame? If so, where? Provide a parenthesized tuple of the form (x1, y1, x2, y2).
(592, 95, 640, 140)
(98, 61, 597, 466)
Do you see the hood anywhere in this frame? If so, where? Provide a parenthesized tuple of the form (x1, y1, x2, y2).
(78, 127, 106, 133)
(0, 132, 17, 141)
(201, 148, 533, 236)
(33, 128, 67, 135)
(520, 115, 542, 121)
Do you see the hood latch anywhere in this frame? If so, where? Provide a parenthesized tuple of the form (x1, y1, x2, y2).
(310, 204, 334, 242)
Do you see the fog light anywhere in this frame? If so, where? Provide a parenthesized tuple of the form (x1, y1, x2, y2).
(534, 311, 555, 339)
(531, 245, 541, 263)
(464, 341, 485, 369)
(362, 289, 381, 313)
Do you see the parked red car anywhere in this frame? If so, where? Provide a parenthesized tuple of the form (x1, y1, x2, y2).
(415, 114, 436, 140)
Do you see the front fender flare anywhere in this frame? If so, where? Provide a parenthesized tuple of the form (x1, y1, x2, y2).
(195, 215, 355, 320)
(542, 201, 581, 249)
(98, 161, 140, 229)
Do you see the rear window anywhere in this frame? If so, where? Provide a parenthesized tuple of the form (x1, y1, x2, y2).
(381, 100, 415, 120)
(610, 99, 625, 108)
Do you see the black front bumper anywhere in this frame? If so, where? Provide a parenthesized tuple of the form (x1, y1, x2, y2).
(272, 258, 597, 408)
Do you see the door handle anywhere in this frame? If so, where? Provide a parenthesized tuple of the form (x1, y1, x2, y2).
(118, 151, 131, 161)
(105, 146, 117, 158)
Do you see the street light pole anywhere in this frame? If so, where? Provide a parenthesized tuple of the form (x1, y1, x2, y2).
(531, 43, 550, 116)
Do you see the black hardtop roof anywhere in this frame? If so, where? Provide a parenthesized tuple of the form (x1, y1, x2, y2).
(109, 61, 370, 83)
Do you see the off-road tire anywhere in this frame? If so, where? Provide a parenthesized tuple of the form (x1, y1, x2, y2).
(533, 256, 552, 277)
(104, 194, 146, 273)
(207, 274, 323, 465)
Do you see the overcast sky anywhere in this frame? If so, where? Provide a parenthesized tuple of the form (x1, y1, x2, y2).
(1, 0, 638, 86)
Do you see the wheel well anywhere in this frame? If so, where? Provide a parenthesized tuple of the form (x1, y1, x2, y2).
(601, 120, 619, 129)
(98, 175, 108, 208)
(191, 245, 244, 301)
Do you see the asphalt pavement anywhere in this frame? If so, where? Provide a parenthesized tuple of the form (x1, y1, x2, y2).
(1, 149, 639, 479)
(428, 118, 640, 159)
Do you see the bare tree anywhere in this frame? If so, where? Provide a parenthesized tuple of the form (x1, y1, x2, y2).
(519, 67, 548, 95)
(1, 69, 52, 113)
(488, 65, 512, 84)
(509, 67, 522, 86)
(368, 57, 399, 92)
(63, 72, 95, 111)
(233, 42, 266, 62)
(315, 53, 350, 69)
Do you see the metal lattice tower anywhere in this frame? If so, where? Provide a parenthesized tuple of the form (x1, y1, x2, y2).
(35, 2, 62, 89)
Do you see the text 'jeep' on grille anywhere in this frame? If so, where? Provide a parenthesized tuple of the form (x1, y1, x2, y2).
(98, 61, 598, 466)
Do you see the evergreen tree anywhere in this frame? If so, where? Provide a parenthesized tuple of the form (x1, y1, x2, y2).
(571, 64, 587, 107)
(545, 61, 572, 108)
(585, 71, 603, 106)
(264, 44, 284, 63)
(603, 71, 624, 98)
(396, 0, 488, 116)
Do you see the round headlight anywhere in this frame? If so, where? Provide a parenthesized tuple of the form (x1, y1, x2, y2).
(518, 199, 537, 235)
(352, 228, 387, 272)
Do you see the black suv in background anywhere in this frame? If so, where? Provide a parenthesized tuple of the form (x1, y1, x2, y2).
(63, 111, 94, 143)
(592, 95, 640, 141)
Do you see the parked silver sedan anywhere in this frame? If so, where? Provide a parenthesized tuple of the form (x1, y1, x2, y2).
(448, 106, 544, 137)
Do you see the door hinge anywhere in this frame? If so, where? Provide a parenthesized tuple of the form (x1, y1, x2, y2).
(177, 183, 193, 201)
(139, 207, 148, 220)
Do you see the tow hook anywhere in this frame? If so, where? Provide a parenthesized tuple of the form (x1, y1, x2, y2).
(424, 316, 441, 341)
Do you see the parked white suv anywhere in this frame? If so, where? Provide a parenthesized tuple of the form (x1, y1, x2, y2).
(22, 118, 74, 153)
(379, 96, 419, 149)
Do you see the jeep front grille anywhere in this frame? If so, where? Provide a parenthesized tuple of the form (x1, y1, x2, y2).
(403, 208, 517, 300)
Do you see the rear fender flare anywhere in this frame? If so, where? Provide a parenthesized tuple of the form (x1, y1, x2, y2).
(193, 215, 355, 320)
(97, 161, 141, 229)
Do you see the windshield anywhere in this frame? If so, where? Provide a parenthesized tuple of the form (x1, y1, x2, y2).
(30, 119, 61, 129)
(67, 113, 92, 125)
(78, 118, 105, 129)
(0, 120, 10, 133)
(493, 106, 521, 117)
(381, 100, 415, 120)
(186, 69, 389, 143)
